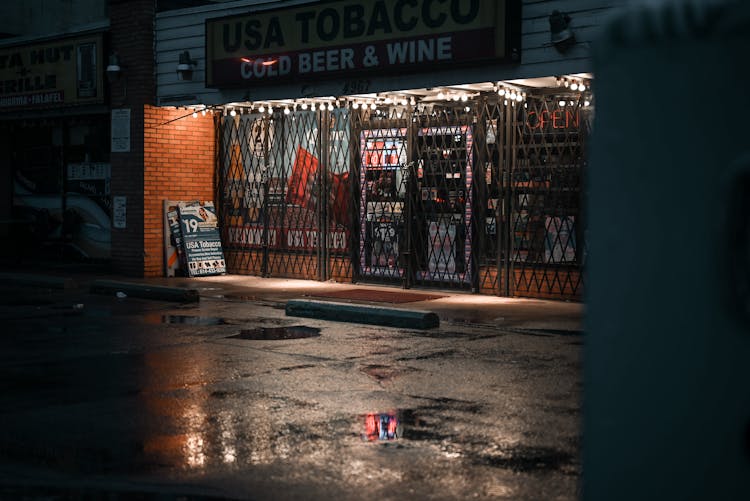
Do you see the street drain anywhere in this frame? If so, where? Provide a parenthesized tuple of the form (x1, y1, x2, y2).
(228, 325, 320, 340)
(160, 315, 228, 325)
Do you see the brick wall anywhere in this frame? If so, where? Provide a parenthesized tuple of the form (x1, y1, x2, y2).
(143, 105, 216, 277)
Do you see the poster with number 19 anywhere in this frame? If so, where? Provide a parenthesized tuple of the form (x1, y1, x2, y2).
(177, 201, 226, 277)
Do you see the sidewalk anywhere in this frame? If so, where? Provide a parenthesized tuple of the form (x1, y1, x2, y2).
(1, 263, 584, 333)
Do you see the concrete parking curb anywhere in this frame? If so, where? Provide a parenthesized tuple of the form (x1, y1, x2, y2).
(0, 272, 77, 290)
(285, 299, 440, 329)
(90, 279, 199, 303)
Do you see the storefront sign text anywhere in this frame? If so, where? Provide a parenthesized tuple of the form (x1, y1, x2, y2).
(206, 0, 517, 87)
(0, 33, 104, 110)
(526, 109, 580, 131)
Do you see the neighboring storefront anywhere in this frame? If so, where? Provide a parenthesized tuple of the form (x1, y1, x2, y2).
(0, 29, 112, 261)
(152, 0, 615, 300)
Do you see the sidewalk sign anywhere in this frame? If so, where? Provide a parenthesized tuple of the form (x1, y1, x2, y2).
(164, 200, 226, 277)
(176, 201, 226, 277)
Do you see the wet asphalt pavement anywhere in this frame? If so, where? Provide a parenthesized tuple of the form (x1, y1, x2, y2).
(0, 278, 582, 500)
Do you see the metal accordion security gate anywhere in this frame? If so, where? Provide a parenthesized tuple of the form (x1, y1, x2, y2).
(216, 92, 589, 300)
(217, 107, 353, 282)
(475, 94, 589, 299)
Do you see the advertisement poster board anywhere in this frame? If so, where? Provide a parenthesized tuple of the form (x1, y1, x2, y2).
(164, 201, 226, 277)
(176, 202, 226, 277)
(368, 216, 401, 268)
(164, 200, 190, 277)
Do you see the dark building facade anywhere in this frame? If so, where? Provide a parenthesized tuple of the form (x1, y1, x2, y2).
(0, 0, 627, 301)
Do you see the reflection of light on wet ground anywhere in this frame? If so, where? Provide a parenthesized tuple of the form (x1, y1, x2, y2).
(184, 404, 207, 468)
(343, 459, 404, 483)
(485, 483, 514, 497)
(430, 295, 529, 305)
(217, 412, 237, 464)
(185, 434, 205, 467)
(361, 411, 401, 441)
(228, 325, 320, 340)
(193, 275, 333, 291)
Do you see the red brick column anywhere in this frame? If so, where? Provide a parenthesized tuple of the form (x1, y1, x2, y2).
(143, 106, 216, 277)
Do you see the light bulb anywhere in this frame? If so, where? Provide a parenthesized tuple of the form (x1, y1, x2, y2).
(460, 94, 468, 102)
(584, 100, 591, 107)
(578, 83, 586, 92)
(301, 102, 308, 110)
(267, 106, 273, 114)
(384, 97, 392, 104)
(284, 106, 290, 115)
(352, 102, 359, 109)
(230, 109, 236, 116)
(498, 88, 505, 96)
(201, 109, 206, 116)
(311, 103, 316, 111)
(258, 105, 265, 113)
(192, 111, 198, 118)
(558, 100, 566, 107)
(370, 102, 377, 110)
(516, 93, 523, 102)
(327, 102, 334, 111)
(437, 91, 445, 100)
(570, 82, 579, 91)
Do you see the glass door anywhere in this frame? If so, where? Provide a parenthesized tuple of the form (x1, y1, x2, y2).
(358, 128, 408, 281)
(412, 125, 474, 287)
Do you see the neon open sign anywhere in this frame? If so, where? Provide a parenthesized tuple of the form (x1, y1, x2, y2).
(526, 108, 580, 130)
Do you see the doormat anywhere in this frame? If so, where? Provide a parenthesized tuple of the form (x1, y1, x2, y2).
(309, 288, 446, 304)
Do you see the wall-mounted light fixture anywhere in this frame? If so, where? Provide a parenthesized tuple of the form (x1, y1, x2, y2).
(176, 50, 197, 81)
(549, 10, 576, 53)
(106, 53, 122, 83)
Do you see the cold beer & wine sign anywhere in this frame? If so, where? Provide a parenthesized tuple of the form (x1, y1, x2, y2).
(206, 0, 518, 87)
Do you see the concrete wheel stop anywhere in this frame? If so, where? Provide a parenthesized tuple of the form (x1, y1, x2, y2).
(285, 299, 440, 329)
(90, 279, 199, 303)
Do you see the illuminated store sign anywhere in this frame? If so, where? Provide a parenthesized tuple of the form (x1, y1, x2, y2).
(206, 0, 519, 87)
(526, 108, 580, 130)
(0, 33, 104, 110)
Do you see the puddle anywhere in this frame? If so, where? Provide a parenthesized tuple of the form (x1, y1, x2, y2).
(396, 349, 456, 361)
(475, 446, 575, 473)
(509, 328, 583, 337)
(361, 411, 402, 441)
(227, 325, 320, 340)
(356, 409, 575, 473)
(158, 315, 228, 325)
